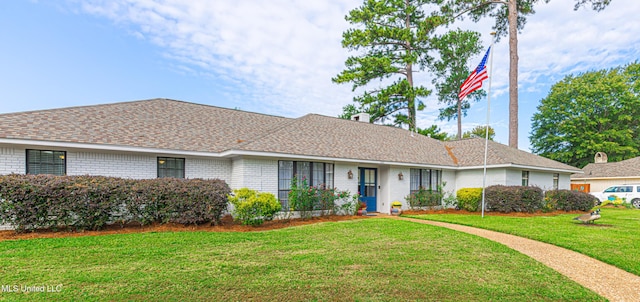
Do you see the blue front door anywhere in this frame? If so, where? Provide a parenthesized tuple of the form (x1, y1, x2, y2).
(359, 168, 377, 211)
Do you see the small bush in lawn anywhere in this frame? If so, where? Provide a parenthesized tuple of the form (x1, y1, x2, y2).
(544, 190, 597, 212)
(229, 188, 281, 226)
(456, 188, 483, 212)
(485, 185, 544, 213)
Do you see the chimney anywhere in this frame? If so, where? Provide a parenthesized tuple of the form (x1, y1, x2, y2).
(351, 113, 371, 123)
(594, 152, 608, 163)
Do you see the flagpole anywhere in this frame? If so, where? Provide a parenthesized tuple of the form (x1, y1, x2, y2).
(481, 32, 497, 219)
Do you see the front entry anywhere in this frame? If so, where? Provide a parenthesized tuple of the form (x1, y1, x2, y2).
(359, 168, 377, 211)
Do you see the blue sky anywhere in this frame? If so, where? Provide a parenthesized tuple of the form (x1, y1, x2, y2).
(1, 0, 639, 151)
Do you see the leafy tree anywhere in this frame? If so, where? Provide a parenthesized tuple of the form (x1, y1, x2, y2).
(442, 0, 611, 148)
(338, 103, 376, 121)
(333, 0, 446, 131)
(530, 62, 640, 168)
(417, 125, 450, 140)
(430, 29, 485, 139)
(462, 125, 495, 140)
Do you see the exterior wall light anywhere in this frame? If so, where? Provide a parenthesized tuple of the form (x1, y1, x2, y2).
(398, 172, 403, 180)
(347, 170, 353, 179)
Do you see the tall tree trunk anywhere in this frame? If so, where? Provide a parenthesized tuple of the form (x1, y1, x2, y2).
(405, 0, 415, 132)
(457, 100, 462, 139)
(407, 61, 415, 131)
(508, 0, 519, 148)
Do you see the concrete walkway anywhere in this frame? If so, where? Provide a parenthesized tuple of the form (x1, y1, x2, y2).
(387, 216, 640, 302)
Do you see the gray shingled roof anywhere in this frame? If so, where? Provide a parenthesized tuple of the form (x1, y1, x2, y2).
(0, 99, 290, 153)
(0, 99, 578, 171)
(238, 114, 454, 166)
(445, 138, 581, 172)
(572, 156, 640, 179)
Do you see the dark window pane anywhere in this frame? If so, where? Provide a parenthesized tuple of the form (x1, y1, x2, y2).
(431, 170, 440, 191)
(312, 163, 324, 187)
(296, 161, 310, 183)
(325, 164, 334, 188)
(278, 161, 334, 211)
(410, 168, 420, 193)
(410, 169, 441, 194)
(158, 157, 185, 178)
(278, 161, 294, 211)
(522, 171, 529, 186)
(26, 149, 66, 176)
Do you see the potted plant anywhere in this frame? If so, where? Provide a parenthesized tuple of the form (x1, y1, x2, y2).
(391, 201, 402, 215)
(357, 201, 367, 216)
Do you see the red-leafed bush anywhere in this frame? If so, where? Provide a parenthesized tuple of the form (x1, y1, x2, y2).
(0, 174, 230, 232)
(544, 189, 597, 212)
(484, 185, 544, 213)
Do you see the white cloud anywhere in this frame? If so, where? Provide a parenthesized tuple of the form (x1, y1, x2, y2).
(71, 0, 362, 117)
(66, 0, 640, 125)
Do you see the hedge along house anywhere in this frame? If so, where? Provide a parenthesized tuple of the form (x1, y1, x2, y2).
(0, 99, 580, 214)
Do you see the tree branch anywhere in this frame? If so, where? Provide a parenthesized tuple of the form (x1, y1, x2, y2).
(453, 0, 508, 20)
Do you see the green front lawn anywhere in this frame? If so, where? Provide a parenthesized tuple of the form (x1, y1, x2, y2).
(406, 208, 640, 276)
(0, 219, 604, 301)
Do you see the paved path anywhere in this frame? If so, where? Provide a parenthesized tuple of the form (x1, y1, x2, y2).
(387, 216, 640, 302)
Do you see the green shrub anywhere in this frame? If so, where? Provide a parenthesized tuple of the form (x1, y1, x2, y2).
(229, 188, 281, 226)
(0, 175, 127, 232)
(338, 193, 360, 216)
(544, 190, 597, 212)
(405, 187, 442, 210)
(288, 177, 318, 219)
(484, 185, 544, 213)
(288, 177, 349, 219)
(456, 188, 483, 212)
(0, 174, 230, 232)
(126, 178, 230, 226)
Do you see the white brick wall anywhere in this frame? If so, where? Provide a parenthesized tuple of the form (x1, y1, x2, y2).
(0, 147, 24, 174)
(518, 169, 571, 191)
(441, 170, 456, 206)
(334, 163, 359, 195)
(69, 152, 232, 180)
(455, 169, 507, 191)
(0, 147, 233, 180)
(378, 166, 412, 213)
(529, 170, 553, 190)
(558, 174, 571, 190)
(186, 158, 232, 180)
(230, 158, 278, 196)
(68, 152, 157, 179)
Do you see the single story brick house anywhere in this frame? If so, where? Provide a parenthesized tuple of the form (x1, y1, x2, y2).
(0, 99, 580, 213)
(571, 153, 640, 193)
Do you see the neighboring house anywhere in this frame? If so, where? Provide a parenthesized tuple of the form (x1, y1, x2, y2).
(0, 99, 580, 214)
(571, 153, 640, 193)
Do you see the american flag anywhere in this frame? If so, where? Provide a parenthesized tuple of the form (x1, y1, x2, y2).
(458, 47, 491, 101)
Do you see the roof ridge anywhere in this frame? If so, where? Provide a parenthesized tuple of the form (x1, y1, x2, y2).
(0, 98, 291, 120)
(485, 138, 513, 163)
(232, 117, 300, 150)
(0, 98, 160, 116)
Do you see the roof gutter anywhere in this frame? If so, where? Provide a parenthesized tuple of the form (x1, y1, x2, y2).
(0, 138, 226, 158)
(571, 176, 640, 180)
(0, 138, 581, 173)
(220, 150, 456, 170)
(456, 163, 582, 174)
